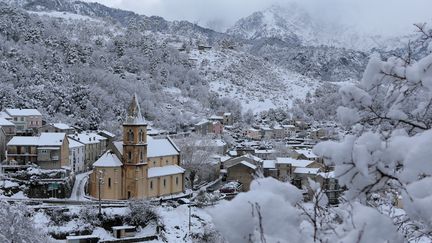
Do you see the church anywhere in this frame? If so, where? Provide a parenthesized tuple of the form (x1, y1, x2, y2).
(88, 95, 185, 200)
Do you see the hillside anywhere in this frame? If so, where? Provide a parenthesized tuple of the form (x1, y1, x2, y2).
(0, 0, 383, 131)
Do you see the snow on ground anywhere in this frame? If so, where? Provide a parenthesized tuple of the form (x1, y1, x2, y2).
(158, 204, 216, 242)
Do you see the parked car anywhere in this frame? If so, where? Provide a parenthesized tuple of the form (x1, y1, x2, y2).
(219, 181, 242, 193)
(177, 198, 191, 205)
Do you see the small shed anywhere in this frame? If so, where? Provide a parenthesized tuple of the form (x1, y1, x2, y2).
(66, 235, 99, 243)
(112, 225, 137, 238)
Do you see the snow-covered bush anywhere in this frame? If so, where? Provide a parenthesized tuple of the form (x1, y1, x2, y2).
(208, 177, 306, 243)
(125, 200, 159, 227)
(0, 202, 50, 243)
(313, 26, 432, 241)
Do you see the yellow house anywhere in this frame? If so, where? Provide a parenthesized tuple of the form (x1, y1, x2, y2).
(88, 94, 185, 200)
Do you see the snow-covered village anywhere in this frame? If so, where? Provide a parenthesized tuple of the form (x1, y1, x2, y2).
(1, 0, 432, 242)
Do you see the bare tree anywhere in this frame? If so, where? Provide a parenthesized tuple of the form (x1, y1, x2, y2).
(176, 134, 217, 190)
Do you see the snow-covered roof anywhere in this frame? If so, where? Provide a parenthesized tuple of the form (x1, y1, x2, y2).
(112, 225, 136, 230)
(209, 115, 223, 120)
(223, 112, 232, 116)
(0, 111, 11, 119)
(147, 136, 180, 158)
(0, 118, 14, 126)
(263, 160, 276, 169)
(5, 108, 42, 116)
(68, 138, 84, 148)
(113, 141, 123, 155)
(276, 157, 314, 167)
(295, 149, 318, 159)
(148, 165, 185, 178)
(51, 123, 72, 130)
(93, 150, 122, 167)
(99, 130, 115, 138)
(282, 125, 296, 128)
(38, 133, 66, 146)
(239, 161, 257, 170)
(244, 153, 263, 162)
(7, 137, 39, 146)
(255, 149, 275, 154)
(68, 132, 106, 144)
(294, 167, 320, 174)
(195, 119, 209, 126)
(8, 133, 66, 146)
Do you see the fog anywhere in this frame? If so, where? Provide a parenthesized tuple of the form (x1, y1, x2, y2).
(87, 0, 432, 36)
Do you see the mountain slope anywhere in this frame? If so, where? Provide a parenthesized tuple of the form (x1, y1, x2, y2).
(227, 4, 410, 52)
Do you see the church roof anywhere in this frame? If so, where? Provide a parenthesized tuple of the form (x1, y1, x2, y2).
(148, 165, 185, 178)
(113, 136, 180, 158)
(124, 93, 147, 126)
(147, 136, 180, 158)
(93, 150, 123, 167)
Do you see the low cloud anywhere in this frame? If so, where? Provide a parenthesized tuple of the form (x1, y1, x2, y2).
(86, 0, 432, 35)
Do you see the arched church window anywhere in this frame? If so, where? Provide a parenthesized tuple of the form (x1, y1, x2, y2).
(128, 129, 134, 142)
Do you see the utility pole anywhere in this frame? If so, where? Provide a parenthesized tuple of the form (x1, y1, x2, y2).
(98, 170, 104, 216)
(189, 204, 191, 232)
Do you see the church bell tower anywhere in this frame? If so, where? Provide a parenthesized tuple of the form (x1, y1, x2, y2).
(122, 94, 148, 199)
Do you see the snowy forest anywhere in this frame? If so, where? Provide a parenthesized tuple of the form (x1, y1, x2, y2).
(0, 2, 242, 132)
(1, 0, 432, 242)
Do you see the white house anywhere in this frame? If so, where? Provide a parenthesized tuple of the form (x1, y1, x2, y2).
(68, 138, 85, 173)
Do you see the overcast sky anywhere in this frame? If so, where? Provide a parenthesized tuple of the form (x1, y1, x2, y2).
(86, 0, 432, 35)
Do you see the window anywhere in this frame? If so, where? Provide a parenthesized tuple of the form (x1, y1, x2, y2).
(176, 177, 179, 185)
(150, 181, 153, 189)
(108, 178, 111, 188)
(128, 129, 134, 142)
(166, 160, 169, 165)
(128, 151, 132, 161)
(140, 151, 143, 161)
(163, 179, 166, 187)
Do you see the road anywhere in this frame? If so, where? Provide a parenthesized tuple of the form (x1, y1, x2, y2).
(70, 171, 91, 201)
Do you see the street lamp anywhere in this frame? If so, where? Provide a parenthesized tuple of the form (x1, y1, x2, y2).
(97, 170, 104, 216)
